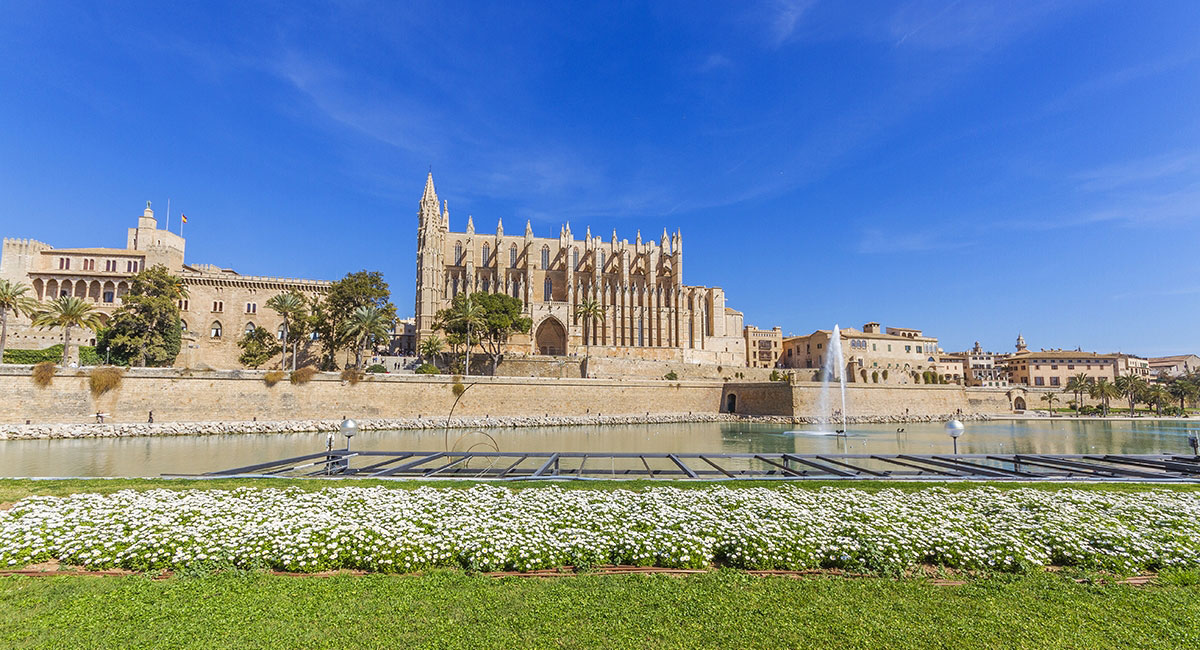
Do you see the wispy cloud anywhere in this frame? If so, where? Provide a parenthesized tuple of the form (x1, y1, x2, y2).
(697, 53, 733, 72)
(1073, 152, 1200, 193)
(889, 0, 1081, 51)
(856, 228, 971, 254)
(764, 0, 818, 47)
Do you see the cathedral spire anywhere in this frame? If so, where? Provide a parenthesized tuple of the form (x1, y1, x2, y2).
(466, 214, 475, 235)
(496, 218, 503, 237)
(422, 172, 437, 205)
(525, 219, 533, 237)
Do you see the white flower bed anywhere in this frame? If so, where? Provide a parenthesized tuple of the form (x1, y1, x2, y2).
(1, 486, 1198, 574)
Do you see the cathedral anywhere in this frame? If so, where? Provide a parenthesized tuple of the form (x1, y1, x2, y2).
(414, 174, 745, 364)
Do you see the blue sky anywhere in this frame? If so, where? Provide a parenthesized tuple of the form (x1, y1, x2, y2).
(2, 1, 1199, 356)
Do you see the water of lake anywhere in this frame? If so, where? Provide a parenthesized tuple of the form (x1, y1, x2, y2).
(2, 418, 1198, 477)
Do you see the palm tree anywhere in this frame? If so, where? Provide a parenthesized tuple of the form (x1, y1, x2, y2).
(1090, 378, 1120, 417)
(340, 305, 393, 370)
(418, 335, 444, 365)
(1040, 391, 1060, 416)
(31, 296, 104, 366)
(0, 279, 39, 363)
(1114, 373, 1147, 417)
(575, 297, 603, 361)
(443, 294, 484, 376)
(1065, 373, 1091, 415)
(266, 291, 307, 371)
(1143, 384, 1171, 417)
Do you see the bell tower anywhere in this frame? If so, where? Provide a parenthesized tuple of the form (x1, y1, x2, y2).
(415, 173, 446, 342)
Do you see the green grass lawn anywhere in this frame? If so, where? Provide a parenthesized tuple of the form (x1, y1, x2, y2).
(1, 571, 1197, 649)
(2, 477, 1199, 503)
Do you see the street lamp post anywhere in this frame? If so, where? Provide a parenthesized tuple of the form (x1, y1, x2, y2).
(340, 418, 359, 451)
(945, 419, 965, 455)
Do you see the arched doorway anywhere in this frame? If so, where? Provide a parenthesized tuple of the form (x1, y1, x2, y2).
(726, 393, 737, 413)
(535, 318, 567, 356)
(1013, 396, 1026, 411)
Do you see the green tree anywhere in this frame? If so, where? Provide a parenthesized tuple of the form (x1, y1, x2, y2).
(1114, 373, 1147, 416)
(1169, 377, 1196, 412)
(340, 305, 394, 370)
(1065, 373, 1091, 415)
(472, 292, 532, 373)
(1089, 378, 1120, 417)
(418, 335, 444, 365)
(434, 293, 486, 376)
(575, 297, 602, 361)
(266, 291, 307, 371)
(0, 279, 39, 363)
(95, 266, 184, 367)
(32, 296, 104, 366)
(1040, 391, 1060, 415)
(310, 271, 396, 369)
(1143, 384, 1171, 417)
(237, 325, 282, 369)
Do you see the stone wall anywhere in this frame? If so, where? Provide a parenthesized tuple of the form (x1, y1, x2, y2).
(584, 357, 778, 381)
(719, 381, 1019, 417)
(0, 366, 723, 424)
(0, 366, 1023, 426)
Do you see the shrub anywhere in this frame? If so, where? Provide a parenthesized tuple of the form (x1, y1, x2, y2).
(88, 367, 124, 398)
(366, 364, 387, 374)
(341, 368, 363, 385)
(882, 370, 889, 380)
(1163, 405, 1183, 417)
(31, 361, 56, 388)
(871, 371, 879, 383)
(768, 370, 779, 382)
(263, 371, 286, 387)
(415, 363, 439, 375)
(665, 370, 679, 380)
(289, 366, 319, 385)
(4, 344, 101, 366)
(451, 375, 466, 398)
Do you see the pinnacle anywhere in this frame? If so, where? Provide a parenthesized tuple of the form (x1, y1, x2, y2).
(422, 172, 437, 203)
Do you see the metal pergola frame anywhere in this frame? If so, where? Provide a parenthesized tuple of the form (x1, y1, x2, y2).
(192, 451, 1200, 482)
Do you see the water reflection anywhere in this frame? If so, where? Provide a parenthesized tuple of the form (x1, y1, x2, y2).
(0, 419, 1196, 477)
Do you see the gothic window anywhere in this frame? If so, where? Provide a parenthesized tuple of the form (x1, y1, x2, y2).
(245, 303, 257, 314)
(454, 242, 463, 265)
(482, 243, 490, 264)
(210, 321, 223, 338)
(510, 245, 518, 268)
(452, 276, 459, 297)
(572, 247, 579, 270)
(544, 278, 552, 301)
(245, 322, 256, 335)
(483, 277, 490, 293)
(541, 246, 550, 270)
(638, 317, 644, 347)
(103, 291, 114, 303)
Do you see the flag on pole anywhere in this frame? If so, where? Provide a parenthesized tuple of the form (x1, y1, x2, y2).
(180, 214, 188, 223)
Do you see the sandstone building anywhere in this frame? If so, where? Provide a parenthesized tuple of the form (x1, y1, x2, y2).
(779, 322, 942, 384)
(413, 174, 745, 365)
(744, 325, 783, 368)
(1, 203, 330, 368)
(1149, 354, 1200, 378)
(1004, 335, 1150, 388)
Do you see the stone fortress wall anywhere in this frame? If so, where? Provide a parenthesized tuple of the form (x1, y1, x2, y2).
(0, 367, 1023, 426)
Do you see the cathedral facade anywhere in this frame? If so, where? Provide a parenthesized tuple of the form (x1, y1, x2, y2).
(414, 175, 745, 365)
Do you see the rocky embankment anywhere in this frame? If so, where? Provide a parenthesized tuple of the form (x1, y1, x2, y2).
(0, 412, 990, 440)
